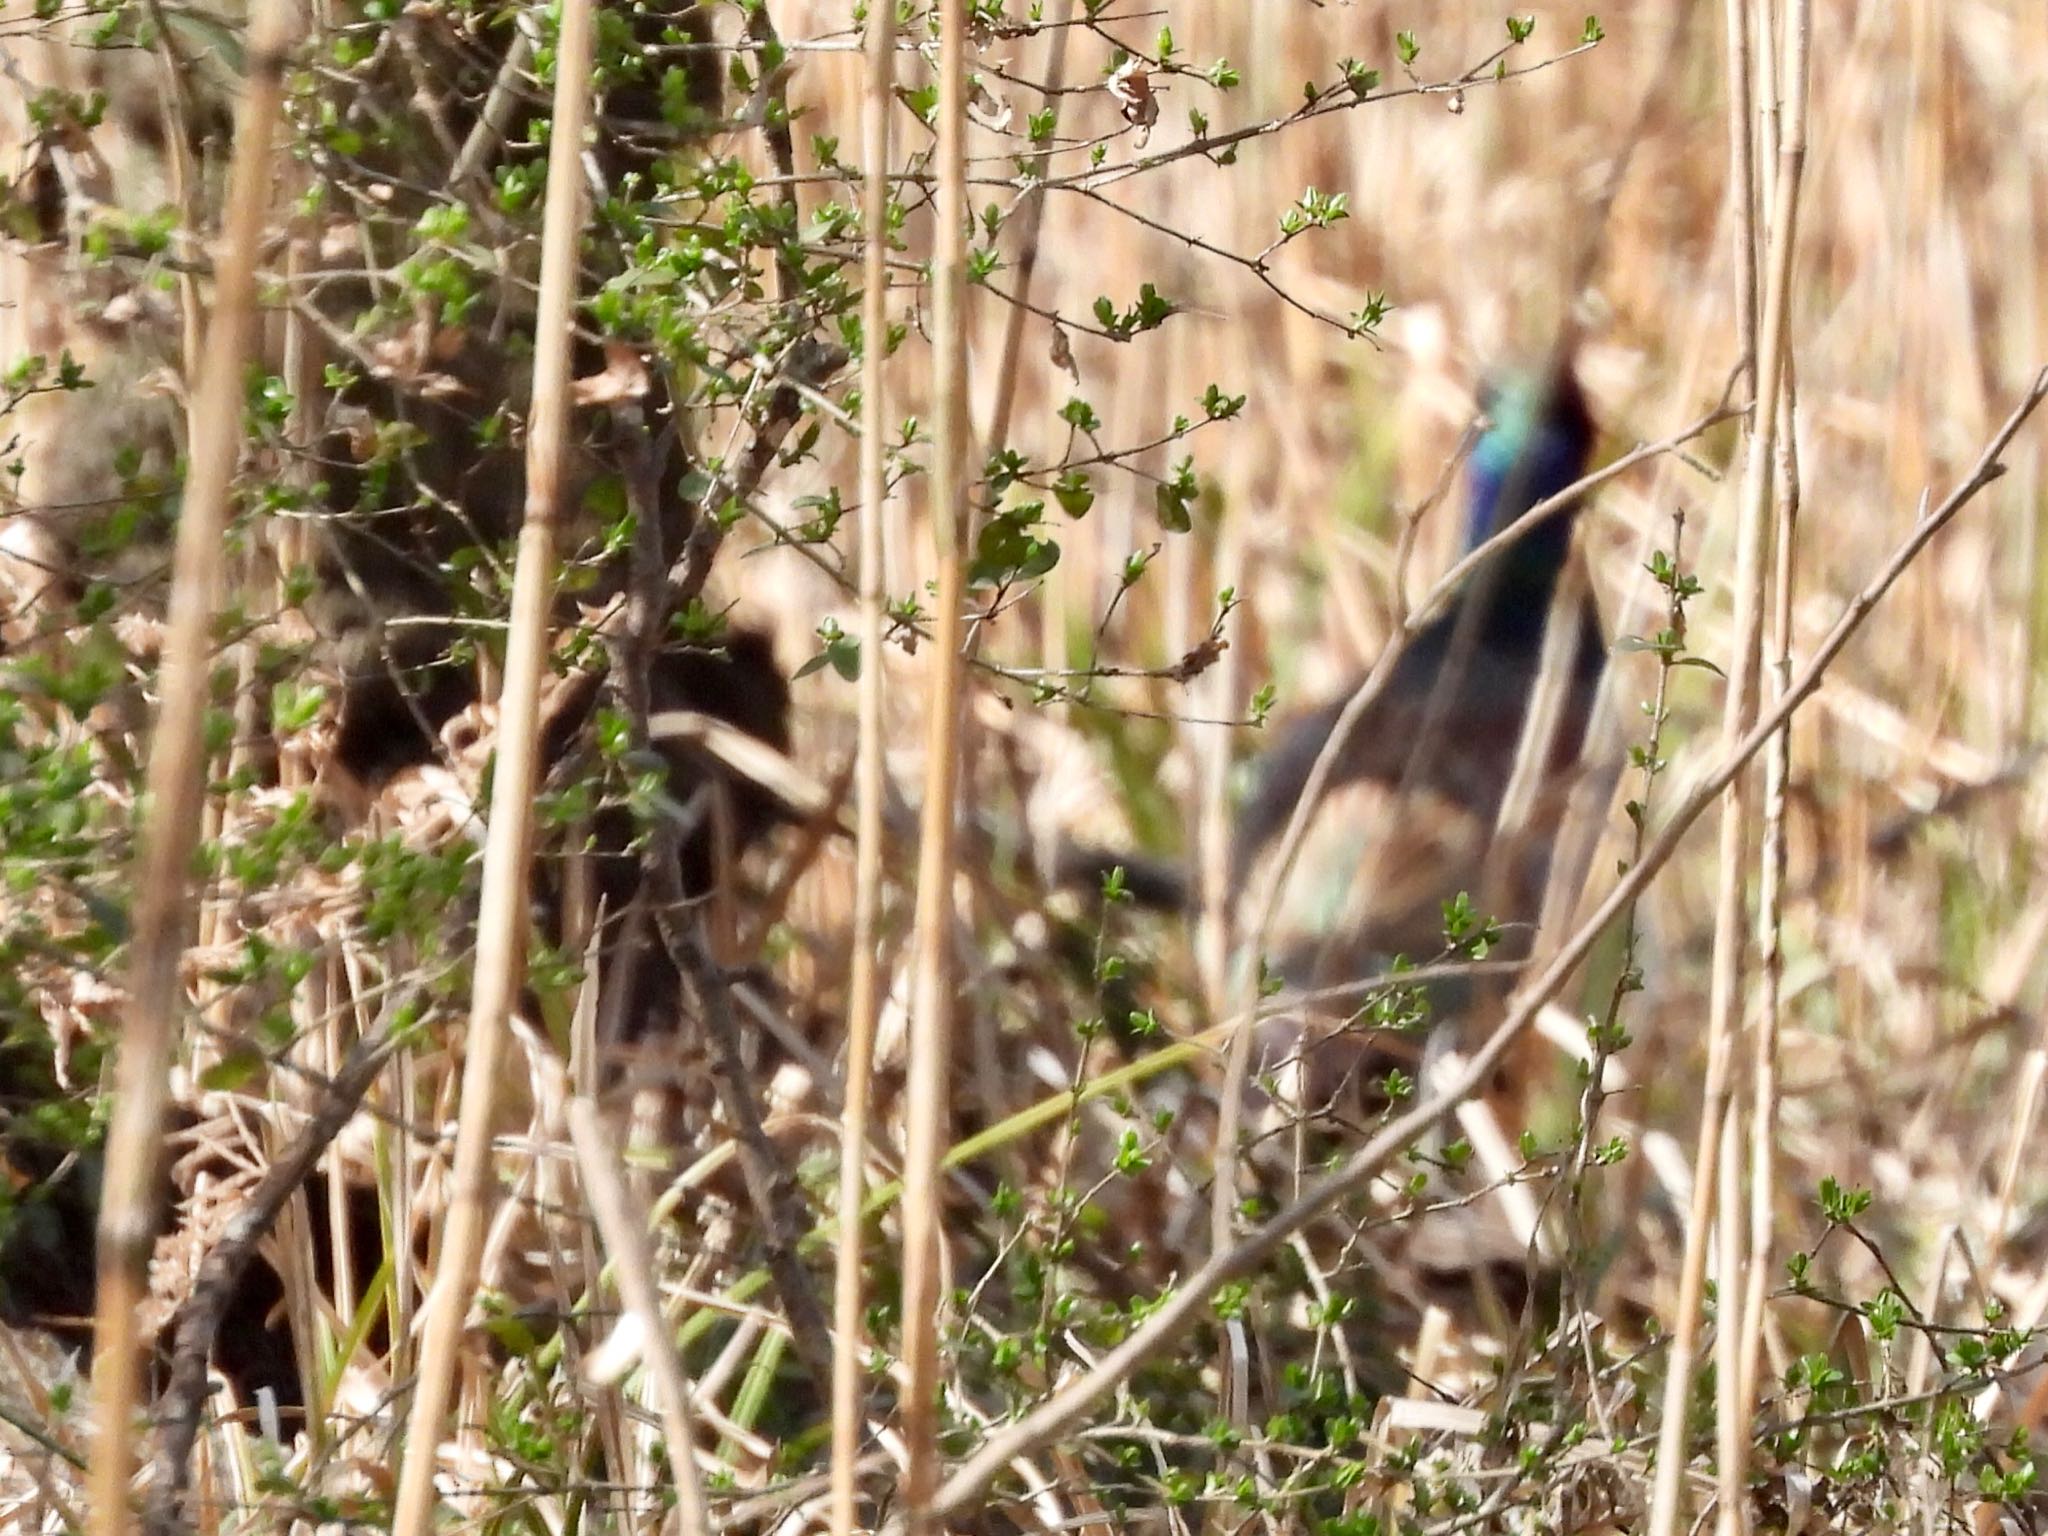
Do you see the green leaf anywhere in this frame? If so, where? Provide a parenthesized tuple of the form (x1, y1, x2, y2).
(1201, 383, 1246, 420)
(1060, 396, 1103, 433)
(1052, 470, 1095, 517)
(199, 1048, 266, 1092)
(1339, 58, 1380, 97)
(1154, 455, 1198, 531)
(1351, 291, 1392, 336)
(970, 505, 1060, 586)
(1817, 1174, 1873, 1224)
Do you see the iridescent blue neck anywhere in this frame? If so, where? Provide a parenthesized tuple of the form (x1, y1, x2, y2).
(1463, 374, 1596, 550)
(1458, 371, 1596, 642)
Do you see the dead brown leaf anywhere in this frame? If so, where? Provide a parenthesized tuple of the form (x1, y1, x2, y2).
(572, 340, 652, 407)
(1107, 59, 1159, 145)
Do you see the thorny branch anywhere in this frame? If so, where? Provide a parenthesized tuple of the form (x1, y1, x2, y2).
(612, 405, 836, 1390)
(666, 336, 852, 612)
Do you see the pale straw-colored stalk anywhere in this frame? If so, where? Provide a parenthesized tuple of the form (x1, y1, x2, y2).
(1647, 0, 1810, 1530)
(566, 1097, 711, 1536)
(899, 0, 971, 1525)
(83, 2, 298, 1527)
(1738, 0, 1805, 1440)
(386, 0, 595, 1524)
(828, 0, 896, 1527)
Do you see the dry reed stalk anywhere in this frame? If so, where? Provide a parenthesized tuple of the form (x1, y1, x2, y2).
(1724, 0, 1759, 380)
(1744, 12, 1794, 1458)
(566, 968, 635, 1506)
(1738, 0, 1805, 1427)
(1738, 374, 1799, 1418)
(899, 0, 971, 1525)
(1197, 515, 1245, 1009)
(951, 10, 1071, 1151)
(565, 1097, 711, 1536)
(1647, 0, 1809, 1526)
(916, 370, 2048, 1531)
(1710, 1059, 1747, 1536)
(188, 45, 260, 1048)
(828, 0, 896, 1529)
(146, 0, 204, 401)
(279, 225, 321, 791)
(81, 2, 299, 1527)
(385, 0, 596, 1522)
(383, 978, 421, 1383)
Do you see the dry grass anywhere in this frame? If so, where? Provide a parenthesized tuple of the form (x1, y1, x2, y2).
(759, 0, 2048, 1523)
(0, 0, 2045, 1530)
(768, 0, 2048, 1352)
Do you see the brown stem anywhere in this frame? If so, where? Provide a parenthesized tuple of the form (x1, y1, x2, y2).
(618, 403, 836, 1390)
(656, 909, 835, 1388)
(664, 336, 849, 611)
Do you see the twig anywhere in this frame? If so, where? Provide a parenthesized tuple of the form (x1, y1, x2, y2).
(448, 10, 537, 194)
(664, 336, 850, 611)
(1038, 41, 1603, 197)
(657, 911, 835, 1389)
(590, 403, 669, 1048)
(979, 0, 1073, 476)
